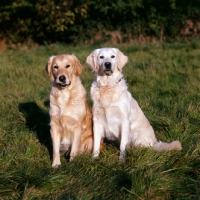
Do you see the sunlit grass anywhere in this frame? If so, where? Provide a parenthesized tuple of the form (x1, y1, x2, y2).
(0, 40, 199, 199)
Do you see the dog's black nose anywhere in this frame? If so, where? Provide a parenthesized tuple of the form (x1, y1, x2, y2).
(59, 75, 66, 82)
(104, 62, 111, 70)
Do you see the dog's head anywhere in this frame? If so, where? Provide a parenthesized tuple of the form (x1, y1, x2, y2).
(45, 54, 83, 88)
(86, 48, 128, 76)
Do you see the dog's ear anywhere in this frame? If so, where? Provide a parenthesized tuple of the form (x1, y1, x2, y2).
(71, 54, 83, 76)
(45, 56, 55, 79)
(86, 49, 100, 72)
(114, 48, 128, 71)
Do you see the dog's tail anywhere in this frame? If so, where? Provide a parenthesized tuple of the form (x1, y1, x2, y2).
(153, 140, 182, 151)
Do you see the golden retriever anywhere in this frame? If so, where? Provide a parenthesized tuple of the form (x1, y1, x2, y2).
(46, 54, 93, 167)
(86, 48, 182, 161)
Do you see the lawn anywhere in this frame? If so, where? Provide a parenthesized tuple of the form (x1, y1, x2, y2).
(0, 41, 199, 199)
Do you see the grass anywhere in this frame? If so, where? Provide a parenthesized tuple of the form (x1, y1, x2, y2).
(0, 40, 199, 199)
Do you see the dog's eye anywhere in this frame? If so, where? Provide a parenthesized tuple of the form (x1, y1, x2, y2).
(111, 55, 115, 58)
(99, 56, 104, 59)
(54, 65, 58, 69)
(66, 65, 70, 68)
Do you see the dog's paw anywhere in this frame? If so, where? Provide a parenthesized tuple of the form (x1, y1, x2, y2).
(52, 157, 61, 167)
(93, 153, 100, 159)
(119, 156, 125, 162)
(69, 156, 74, 161)
(119, 151, 126, 162)
(93, 150, 100, 159)
(52, 164, 61, 168)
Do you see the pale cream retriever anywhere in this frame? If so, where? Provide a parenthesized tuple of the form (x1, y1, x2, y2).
(46, 54, 93, 167)
(86, 48, 182, 161)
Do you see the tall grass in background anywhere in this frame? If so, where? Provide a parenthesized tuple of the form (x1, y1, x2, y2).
(0, 41, 199, 199)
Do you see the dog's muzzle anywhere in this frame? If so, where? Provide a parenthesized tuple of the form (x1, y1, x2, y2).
(57, 75, 71, 88)
(104, 62, 113, 76)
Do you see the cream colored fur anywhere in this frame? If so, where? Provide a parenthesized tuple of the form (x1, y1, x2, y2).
(46, 54, 93, 167)
(86, 48, 182, 161)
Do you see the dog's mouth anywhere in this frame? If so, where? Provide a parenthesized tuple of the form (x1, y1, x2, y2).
(58, 82, 71, 88)
(104, 70, 113, 76)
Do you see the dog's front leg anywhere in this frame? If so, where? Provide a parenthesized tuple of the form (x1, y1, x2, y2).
(70, 128, 81, 161)
(51, 122, 61, 167)
(119, 120, 130, 161)
(93, 121, 104, 158)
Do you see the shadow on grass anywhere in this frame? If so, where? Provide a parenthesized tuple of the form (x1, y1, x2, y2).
(116, 171, 132, 193)
(18, 101, 52, 160)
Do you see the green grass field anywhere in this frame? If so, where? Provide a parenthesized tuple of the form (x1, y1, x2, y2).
(0, 41, 199, 199)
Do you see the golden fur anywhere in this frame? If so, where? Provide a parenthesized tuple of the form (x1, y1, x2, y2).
(46, 54, 93, 167)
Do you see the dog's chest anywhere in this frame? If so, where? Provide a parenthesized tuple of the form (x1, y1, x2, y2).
(57, 91, 70, 106)
(50, 89, 82, 117)
(104, 106, 122, 139)
(94, 103, 122, 139)
(92, 83, 129, 139)
(95, 87, 117, 107)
